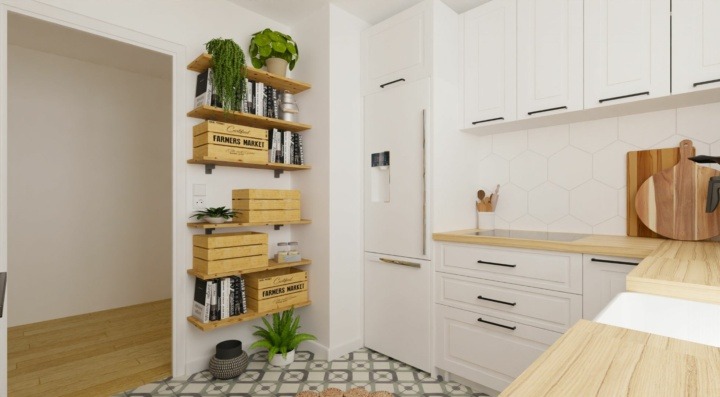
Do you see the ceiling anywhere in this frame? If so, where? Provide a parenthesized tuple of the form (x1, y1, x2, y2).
(227, 0, 486, 26)
(8, 13, 171, 80)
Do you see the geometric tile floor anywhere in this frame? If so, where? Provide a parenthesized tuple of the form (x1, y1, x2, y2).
(114, 348, 491, 397)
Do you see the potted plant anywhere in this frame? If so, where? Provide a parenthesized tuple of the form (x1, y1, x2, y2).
(205, 38, 247, 113)
(250, 307, 316, 367)
(189, 206, 237, 224)
(249, 29, 299, 77)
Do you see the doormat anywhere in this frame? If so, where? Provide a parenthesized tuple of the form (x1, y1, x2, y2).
(296, 388, 392, 397)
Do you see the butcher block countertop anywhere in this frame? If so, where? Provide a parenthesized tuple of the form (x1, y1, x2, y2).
(627, 240, 720, 304)
(432, 229, 663, 258)
(500, 319, 720, 396)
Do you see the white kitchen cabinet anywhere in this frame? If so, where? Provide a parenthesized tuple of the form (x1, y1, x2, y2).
(582, 254, 640, 320)
(672, 0, 720, 93)
(584, 0, 670, 108)
(462, 0, 516, 127)
(517, 0, 583, 119)
(361, 1, 431, 95)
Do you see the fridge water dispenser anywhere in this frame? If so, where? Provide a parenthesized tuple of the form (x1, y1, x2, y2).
(371, 151, 390, 202)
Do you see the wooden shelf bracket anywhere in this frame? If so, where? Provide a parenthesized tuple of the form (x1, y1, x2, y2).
(274, 169, 283, 178)
(204, 164, 216, 174)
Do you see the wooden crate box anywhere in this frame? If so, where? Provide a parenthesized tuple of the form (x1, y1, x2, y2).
(248, 290, 309, 313)
(193, 232, 267, 249)
(193, 255, 268, 275)
(192, 232, 268, 275)
(232, 189, 301, 200)
(231, 189, 302, 222)
(244, 267, 307, 290)
(233, 209, 301, 223)
(194, 131, 268, 151)
(232, 199, 301, 210)
(193, 120, 268, 140)
(247, 280, 307, 302)
(193, 145, 267, 163)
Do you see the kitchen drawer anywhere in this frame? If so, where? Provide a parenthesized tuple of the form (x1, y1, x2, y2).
(435, 304, 562, 392)
(438, 243, 582, 293)
(437, 273, 581, 333)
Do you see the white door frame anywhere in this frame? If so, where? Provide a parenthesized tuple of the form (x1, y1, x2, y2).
(0, 2, 188, 395)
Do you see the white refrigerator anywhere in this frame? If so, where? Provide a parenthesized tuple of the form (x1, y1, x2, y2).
(364, 78, 433, 372)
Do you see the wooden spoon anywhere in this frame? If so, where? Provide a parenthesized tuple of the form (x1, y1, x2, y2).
(477, 190, 486, 201)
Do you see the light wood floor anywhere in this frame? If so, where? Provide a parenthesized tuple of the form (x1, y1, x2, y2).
(8, 299, 171, 397)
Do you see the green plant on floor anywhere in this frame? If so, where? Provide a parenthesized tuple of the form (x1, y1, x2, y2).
(250, 307, 316, 360)
(189, 206, 237, 220)
(249, 29, 300, 70)
(205, 38, 247, 113)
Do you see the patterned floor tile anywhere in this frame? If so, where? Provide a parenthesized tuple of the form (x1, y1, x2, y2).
(124, 380, 176, 396)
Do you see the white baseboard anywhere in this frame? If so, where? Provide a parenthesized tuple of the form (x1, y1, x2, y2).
(327, 338, 364, 361)
(186, 355, 210, 376)
(302, 339, 329, 361)
(445, 372, 501, 397)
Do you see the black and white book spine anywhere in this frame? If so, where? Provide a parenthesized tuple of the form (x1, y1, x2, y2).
(298, 134, 305, 165)
(209, 280, 218, 322)
(233, 276, 241, 316)
(191, 278, 210, 323)
(267, 129, 274, 163)
(292, 133, 300, 165)
(240, 277, 247, 314)
(272, 88, 279, 119)
(242, 78, 250, 113)
(229, 277, 235, 317)
(221, 278, 230, 320)
(275, 129, 283, 163)
(283, 130, 292, 164)
(194, 70, 211, 109)
(260, 82, 266, 117)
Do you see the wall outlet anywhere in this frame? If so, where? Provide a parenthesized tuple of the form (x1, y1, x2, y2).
(193, 196, 206, 210)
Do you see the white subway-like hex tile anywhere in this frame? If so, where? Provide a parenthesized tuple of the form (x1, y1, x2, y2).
(510, 214, 547, 232)
(618, 187, 627, 219)
(510, 152, 547, 190)
(570, 180, 618, 226)
(474, 135, 493, 160)
(654, 135, 711, 154)
(493, 130, 528, 160)
(548, 147, 593, 189)
(569, 118, 618, 152)
(528, 125, 570, 157)
(593, 216, 626, 236)
(618, 109, 676, 147)
(548, 215, 593, 234)
(593, 141, 637, 189)
(478, 154, 510, 186)
(528, 183, 570, 224)
(677, 102, 720, 144)
(495, 184, 528, 222)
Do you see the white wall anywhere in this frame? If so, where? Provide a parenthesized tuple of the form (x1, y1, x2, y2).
(7, 45, 172, 326)
(475, 103, 720, 234)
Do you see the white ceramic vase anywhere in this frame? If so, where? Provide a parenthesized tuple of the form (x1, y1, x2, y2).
(204, 216, 227, 224)
(265, 57, 289, 77)
(269, 350, 294, 367)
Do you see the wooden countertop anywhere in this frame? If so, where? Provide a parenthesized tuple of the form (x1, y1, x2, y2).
(627, 240, 720, 304)
(500, 320, 720, 396)
(433, 229, 663, 259)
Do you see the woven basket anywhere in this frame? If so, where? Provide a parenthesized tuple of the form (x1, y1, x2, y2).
(209, 350, 249, 380)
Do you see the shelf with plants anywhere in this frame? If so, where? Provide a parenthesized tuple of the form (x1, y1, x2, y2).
(187, 300, 312, 332)
(187, 105, 311, 133)
(188, 218, 311, 233)
(187, 258, 312, 280)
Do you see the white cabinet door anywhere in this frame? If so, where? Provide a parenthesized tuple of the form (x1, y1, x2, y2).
(673, 0, 720, 93)
(365, 253, 432, 372)
(582, 255, 640, 320)
(361, 1, 431, 95)
(584, 0, 670, 108)
(462, 0, 516, 127)
(517, 0, 583, 119)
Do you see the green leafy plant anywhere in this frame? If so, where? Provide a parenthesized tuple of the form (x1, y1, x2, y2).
(205, 38, 247, 113)
(189, 206, 237, 220)
(249, 29, 299, 70)
(250, 307, 316, 360)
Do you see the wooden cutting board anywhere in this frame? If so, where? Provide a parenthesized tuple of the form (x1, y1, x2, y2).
(635, 140, 720, 241)
(627, 145, 692, 237)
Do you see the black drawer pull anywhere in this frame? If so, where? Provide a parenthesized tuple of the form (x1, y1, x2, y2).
(693, 78, 720, 88)
(527, 106, 567, 116)
(599, 91, 649, 103)
(477, 295, 517, 306)
(477, 259, 516, 268)
(380, 78, 406, 88)
(591, 258, 639, 266)
(477, 317, 516, 330)
(472, 117, 504, 125)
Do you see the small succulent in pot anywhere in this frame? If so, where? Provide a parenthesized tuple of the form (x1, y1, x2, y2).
(190, 206, 237, 224)
(249, 29, 299, 76)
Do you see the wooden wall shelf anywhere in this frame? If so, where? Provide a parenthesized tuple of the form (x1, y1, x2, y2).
(187, 259, 312, 280)
(187, 53, 311, 94)
(187, 300, 312, 331)
(188, 158, 310, 177)
(188, 105, 311, 132)
(188, 219, 311, 233)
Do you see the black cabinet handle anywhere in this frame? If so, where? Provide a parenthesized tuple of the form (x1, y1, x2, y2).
(527, 106, 567, 116)
(590, 258, 639, 266)
(477, 259, 516, 268)
(693, 78, 720, 88)
(472, 117, 504, 125)
(380, 78, 405, 88)
(477, 317, 516, 330)
(599, 91, 649, 103)
(477, 295, 517, 306)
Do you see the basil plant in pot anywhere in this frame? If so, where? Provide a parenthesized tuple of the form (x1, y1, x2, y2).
(249, 29, 299, 77)
(189, 206, 237, 224)
(251, 307, 316, 367)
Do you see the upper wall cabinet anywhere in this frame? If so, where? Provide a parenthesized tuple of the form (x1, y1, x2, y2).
(362, 1, 431, 95)
(462, 0, 517, 128)
(584, 0, 670, 108)
(673, 0, 720, 94)
(517, 0, 583, 119)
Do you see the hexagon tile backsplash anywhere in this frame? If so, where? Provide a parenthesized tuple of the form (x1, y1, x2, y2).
(477, 102, 720, 235)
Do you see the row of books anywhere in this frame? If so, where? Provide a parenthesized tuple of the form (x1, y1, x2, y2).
(191, 276, 247, 323)
(269, 129, 304, 165)
(194, 70, 281, 118)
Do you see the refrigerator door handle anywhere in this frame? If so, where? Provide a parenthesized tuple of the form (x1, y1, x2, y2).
(379, 257, 422, 268)
(421, 108, 427, 257)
